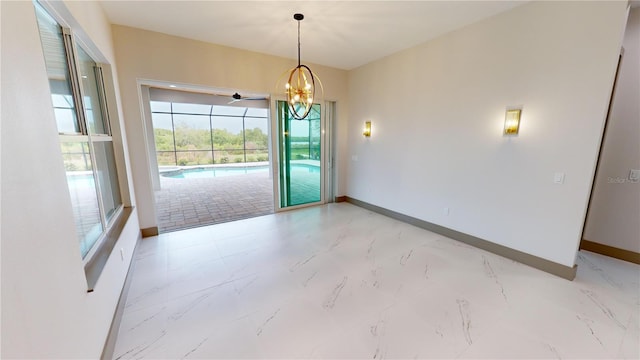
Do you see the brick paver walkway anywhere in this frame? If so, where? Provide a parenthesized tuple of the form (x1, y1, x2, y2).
(155, 172, 274, 233)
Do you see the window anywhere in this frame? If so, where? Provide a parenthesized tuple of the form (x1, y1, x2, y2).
(35, 2, 123, 261)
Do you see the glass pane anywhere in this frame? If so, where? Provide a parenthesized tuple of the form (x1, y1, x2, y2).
(150, 101, 171, 113)
(173, 114, 212, 150)
(77, 46, 108, 134)
(212, 116, 244, 150)
(172, 102, 211, 115)
(152, 113, 175, 151)
(53, 104, 78, 133)
(61, 141, 103, 257)
(176, 151, 213, 166)
(61, 142, 92, 171)
(307, 109, 322, 161)
(34, 3, 80, 134)
(290, 119, 312, 160)
(278, 101, 321, 207)
(93, 142, 122, 222)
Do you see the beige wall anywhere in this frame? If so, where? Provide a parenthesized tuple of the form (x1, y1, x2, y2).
(1, 1, 139, 358)
(584, 7, 640, 253)
(346, 1, 627, 267)
(111, 25, 349, 230)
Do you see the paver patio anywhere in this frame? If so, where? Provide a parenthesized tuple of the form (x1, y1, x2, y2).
(155, 171, 274, 233)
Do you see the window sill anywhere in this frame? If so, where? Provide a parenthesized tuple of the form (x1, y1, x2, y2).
(84, 206, 133, 292)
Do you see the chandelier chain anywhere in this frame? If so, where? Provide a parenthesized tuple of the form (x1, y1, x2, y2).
(297, 20, 301, 67)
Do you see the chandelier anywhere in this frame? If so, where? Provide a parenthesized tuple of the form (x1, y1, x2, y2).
(285, 13, 321, 120)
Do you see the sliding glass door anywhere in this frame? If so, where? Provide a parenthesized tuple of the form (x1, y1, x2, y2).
(276, 100, 323, 208)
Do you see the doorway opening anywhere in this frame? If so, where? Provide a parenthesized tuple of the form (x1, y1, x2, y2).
(581, 6, 640, 264)
(147, 87, 274, 233)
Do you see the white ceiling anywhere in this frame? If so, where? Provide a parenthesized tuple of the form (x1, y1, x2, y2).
(99, 0, 527, 70)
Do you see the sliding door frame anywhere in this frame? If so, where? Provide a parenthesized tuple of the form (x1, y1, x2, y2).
(270, 97, 334, 212)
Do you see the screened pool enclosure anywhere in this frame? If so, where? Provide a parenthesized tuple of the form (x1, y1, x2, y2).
(150, 101, 270, 166)
(147, 89, 329, 233)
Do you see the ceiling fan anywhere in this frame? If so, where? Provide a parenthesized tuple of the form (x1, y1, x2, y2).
(227, 92, 268, 104)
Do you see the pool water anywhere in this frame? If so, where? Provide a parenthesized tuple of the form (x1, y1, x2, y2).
(66, 173, 96, 187)
(162, 166, 267, 179)
(161, 164, 319, 179)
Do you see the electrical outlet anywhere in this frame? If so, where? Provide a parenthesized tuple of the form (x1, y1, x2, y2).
(443, 207, 450, 216)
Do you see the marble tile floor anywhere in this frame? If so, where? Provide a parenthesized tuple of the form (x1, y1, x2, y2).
(112, 203, 639, 359)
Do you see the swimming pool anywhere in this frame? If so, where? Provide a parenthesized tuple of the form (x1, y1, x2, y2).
(66, 172, 96, 187)
(161, 164, 319, 179)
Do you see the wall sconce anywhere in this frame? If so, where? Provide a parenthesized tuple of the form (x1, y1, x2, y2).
(504, 108, 521, 135)
(363, 121, 372, 137)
